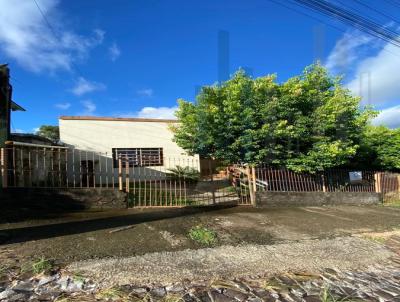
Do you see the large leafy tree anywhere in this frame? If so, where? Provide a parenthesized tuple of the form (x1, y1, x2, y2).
(35, 125, 60, 143)
(354, 125, 400, 171)
(173, 63, 375, 173)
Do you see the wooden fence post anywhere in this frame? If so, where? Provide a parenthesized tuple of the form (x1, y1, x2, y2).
(125, 156, 130, 193)
(251, 166, 257, 193)
(118, 157, 123, 191)
(246, 166, 256, 206)
(374, 172, 382, 193)
(321, 173, 327, 193)
(397, 174, 400, 193)
(1, 148, 7, 188)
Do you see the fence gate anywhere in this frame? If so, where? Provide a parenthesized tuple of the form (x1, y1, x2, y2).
(379, 172, 400, 203)
(119, 158, 240, 207)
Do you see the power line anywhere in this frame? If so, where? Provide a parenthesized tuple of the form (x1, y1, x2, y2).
(32, 0, 85, 78)
(266, 0, 400, 61)
(291, 0, 400, 48)
(351, 0, 400, 25)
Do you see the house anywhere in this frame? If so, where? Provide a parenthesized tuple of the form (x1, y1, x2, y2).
(1, 65, 66, 188)
(59, 116, 206, 185)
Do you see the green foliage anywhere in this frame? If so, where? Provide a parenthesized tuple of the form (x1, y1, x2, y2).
(36, 125, 60, 143)
(173, 63, 375, 173)
(31, 257, 53, 274)
(188, 226, 217, 245)
(167, 165, 200, 181)
(354, 125, 400, 171)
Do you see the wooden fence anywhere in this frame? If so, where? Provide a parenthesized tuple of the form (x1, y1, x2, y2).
(230, 165, 400, 204)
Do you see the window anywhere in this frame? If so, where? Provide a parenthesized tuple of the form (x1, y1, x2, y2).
(112, 148, 163, 167)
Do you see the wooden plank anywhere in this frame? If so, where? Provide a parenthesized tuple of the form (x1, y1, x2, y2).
(118, 157, 123, 191)
(1, 148, 7, 188)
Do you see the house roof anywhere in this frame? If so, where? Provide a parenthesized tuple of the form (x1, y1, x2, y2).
(59, 116, 178, 123)
(11, 101, 26, 111)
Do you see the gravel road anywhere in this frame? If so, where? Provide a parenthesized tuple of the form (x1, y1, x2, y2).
(68, 236, 394, 287)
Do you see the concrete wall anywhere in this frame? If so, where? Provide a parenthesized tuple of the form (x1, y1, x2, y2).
(0, 188, 127, 210)
(256, 191, 382, 208)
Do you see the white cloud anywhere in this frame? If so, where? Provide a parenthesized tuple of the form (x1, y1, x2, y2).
(345, 42, 400, 106)
(79, 100, 96, 115)
(137, 88, 154, 97)
(114, 106, 178, 119)
(372, 105, 400, 129)
(71, 77, 106, 96)
(55, 102, 71, 110)
(109, 42, 121, 61)
(326, 29, 400, 111)
(0, 0, 104, 73)
(325, 31, 377, 73)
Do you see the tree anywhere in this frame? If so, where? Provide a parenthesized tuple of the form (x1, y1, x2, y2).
(35, 125, 60, 143)
(354, 125, 400, 171)
(172, 63, 375, 173)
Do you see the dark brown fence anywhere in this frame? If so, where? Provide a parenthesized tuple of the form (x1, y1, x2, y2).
(230, 164, 400, 204)
(254, 166, 377, 192)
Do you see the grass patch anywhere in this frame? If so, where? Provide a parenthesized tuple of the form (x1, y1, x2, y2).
(72, 272, 86, 283)
(32, 257, 54, 274)
(0, 265, 8, 278)
(188, 226, 217, 245)
(362, 235, 386, 244)
(95, 287, 129, 301)
(320, 286, 362, 302)
(21, 257, 54, 275)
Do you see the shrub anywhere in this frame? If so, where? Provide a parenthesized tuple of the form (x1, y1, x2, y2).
(167, 166, 200, 182)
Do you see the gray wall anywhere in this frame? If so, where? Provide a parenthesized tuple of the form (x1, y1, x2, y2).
(0, 188, 127, 210)
(256, 191, 382, 208)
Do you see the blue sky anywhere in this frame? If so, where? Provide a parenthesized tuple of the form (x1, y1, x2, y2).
(1, 0, 399, 132)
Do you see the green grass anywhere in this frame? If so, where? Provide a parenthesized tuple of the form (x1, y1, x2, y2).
(188, 226, 217, 245)
(320, 287, 362, 302)
(384, 201, 400, 208)
(31, 257, 54, 275)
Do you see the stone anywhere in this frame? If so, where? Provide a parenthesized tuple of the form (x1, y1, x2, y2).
(37, 275, 57, 287)
(208, 290, 232, 302)
(303, 295, 321, 302)
(150, 287, 166, 297)
(166, 284, 185, 293)
(223, 288, 248, 301)
(0, 288, 16, 300)
(56, 276, 70, 291)
(12, 281, 34, 292)
(8, 292, 28, 302)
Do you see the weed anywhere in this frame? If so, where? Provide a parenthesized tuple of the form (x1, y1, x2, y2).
(31, 257, 53, 275)
(320, 286, 361, 302)
(162, 294, 184, 302)
(188, 226, 217, 245)
(362, 235, 386, 244)
(0, 265, 8, 278)
(72, 272, 86, 283)
(96, 287, 132, 301)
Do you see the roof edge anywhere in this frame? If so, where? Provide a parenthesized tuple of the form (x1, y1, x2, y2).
(59, 116, 178, 123)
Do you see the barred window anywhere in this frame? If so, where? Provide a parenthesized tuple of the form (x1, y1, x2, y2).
(112, 148, 163, 167)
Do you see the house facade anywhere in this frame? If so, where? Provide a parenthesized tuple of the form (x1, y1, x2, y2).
(59, 116, 201, 185)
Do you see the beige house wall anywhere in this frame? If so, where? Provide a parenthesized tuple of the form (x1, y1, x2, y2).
(58, 117, 200, 179)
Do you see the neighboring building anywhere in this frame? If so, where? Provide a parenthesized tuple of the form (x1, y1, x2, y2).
(1, 64, 65, 188)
